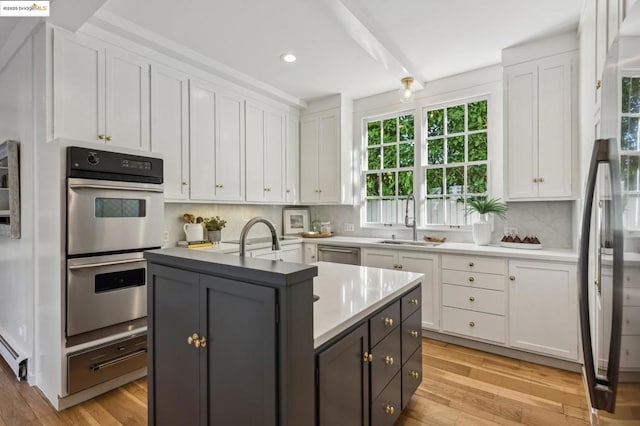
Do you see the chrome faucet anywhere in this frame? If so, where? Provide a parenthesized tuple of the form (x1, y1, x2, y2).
(405, 194, 417, 241)
(239, 217, 280, 257)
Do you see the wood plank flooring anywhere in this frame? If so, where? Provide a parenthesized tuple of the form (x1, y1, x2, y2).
(0, 338, 637, 425)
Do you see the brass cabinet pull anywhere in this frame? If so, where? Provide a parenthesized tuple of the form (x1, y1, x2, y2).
(509, 275, 516, 281)
(596, 79, 602, 89)
(409, 298, 419, 305)
(468, 276, 475, 282)
(263, 187, 271, 192)
(187, 333, 199, 345)
(363, 352, 373, 363)
(182, 181, 188, 186)
(469, 321, 476, 327)
(383, 355, 394, 365)
(215, 184, 224, 189)
(105, 135, 112, 142)
(397, 264, 403, 269)
(533, 177, 538, 183)
(98, 134, 105, 140)
(410, 330, 419, 338)
(195, 336, 207, 348)
(384, 404, 395, 415)
(410, 370, 419, 379)
(384, 317, 394, 327)
(469, 296, 475, 302)
(468, 262, 474, 267)
(286, 189, 291, 193)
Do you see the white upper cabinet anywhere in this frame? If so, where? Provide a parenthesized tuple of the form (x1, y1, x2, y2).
(150, 64, 189, 201)
(504, 48, 576, 201)
(245, 101, 285, 203)
(53, 29, 150, 150)
(285, 116, 300, 204)
(190, 79, 245, 202)
(300, 95, 353, 204)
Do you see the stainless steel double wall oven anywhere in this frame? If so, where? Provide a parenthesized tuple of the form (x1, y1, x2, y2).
(65, 146, 163, 394)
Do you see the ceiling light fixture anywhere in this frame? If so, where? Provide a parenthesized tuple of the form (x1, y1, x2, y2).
(399, 77, 414, 103)
(280, 53, 297, 63)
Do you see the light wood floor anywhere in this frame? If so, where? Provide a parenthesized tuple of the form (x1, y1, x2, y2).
(0, 338, 638, 425)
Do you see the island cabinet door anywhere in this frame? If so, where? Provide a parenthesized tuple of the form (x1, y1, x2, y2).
(317, 322, 370, 426)
(148, 264, 200, 426)
(200, 275, 277, 426)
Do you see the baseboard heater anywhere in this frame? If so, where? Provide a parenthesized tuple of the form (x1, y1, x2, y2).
(0, 333, 27, 380)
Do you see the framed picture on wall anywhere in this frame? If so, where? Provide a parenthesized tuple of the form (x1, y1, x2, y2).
(283, 208, 309, 235)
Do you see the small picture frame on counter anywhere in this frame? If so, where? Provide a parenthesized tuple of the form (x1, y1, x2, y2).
(283, 208, 310, 235)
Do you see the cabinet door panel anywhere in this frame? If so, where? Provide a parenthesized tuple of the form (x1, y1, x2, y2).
(264, 110, 285, 202)
(105, 47, 150, 151)
(245, 102, 266, 202)
(150, 65, 189, 200)
(286, 116, 300, 203)
(278, 244, 303, 263)
(361, 248, 397, 269)
(371, 371, 401, 426)
(200, 276, 276, 426)
(538, 55, 573, 197)
(215, 91, 244, 201)
(371, 326, 401, 400)
(318, 322, 369, 426)
(148, 265, 199, 426)
(398, 252, 440, 330)
(509, 261, 578, 360)
(317, 113, 340, 202)
(53, 30, 105, 143)
(189, 80, 216, 201)
(300, 118, 319, 203)
(506, 63, 538, 199)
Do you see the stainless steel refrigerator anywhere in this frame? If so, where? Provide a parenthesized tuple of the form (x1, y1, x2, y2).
(578, 13, 640, 423)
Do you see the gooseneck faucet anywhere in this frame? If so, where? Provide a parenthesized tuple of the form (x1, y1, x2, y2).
(405, 194, 417, 241)
(239, 217, 280, 257)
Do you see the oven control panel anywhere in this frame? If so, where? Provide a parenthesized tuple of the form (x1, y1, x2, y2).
(67, 146, 163, 183)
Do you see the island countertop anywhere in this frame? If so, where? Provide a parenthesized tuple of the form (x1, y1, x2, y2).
(313, 261, 423, 349)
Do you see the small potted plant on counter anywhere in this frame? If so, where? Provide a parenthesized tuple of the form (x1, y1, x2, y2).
(205, 216, 227, 243)
(465, 197, 507, 246)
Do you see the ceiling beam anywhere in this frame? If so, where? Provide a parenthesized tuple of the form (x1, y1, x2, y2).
(325, 0, 425, 90)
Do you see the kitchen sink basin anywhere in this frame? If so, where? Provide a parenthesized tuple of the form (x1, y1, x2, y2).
(379, 240, 437, 247)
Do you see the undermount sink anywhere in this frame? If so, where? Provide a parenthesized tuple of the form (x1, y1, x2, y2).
(379, 240, 437, 247)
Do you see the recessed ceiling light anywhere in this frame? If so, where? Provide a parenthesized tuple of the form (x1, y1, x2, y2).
(280, 53, 297, 63)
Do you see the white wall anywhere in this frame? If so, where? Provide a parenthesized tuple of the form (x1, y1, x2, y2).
(0, 35, 35, 367)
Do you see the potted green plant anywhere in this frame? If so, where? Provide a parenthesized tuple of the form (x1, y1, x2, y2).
(465, 197, 507, 246)
(204, 216, 227, 243)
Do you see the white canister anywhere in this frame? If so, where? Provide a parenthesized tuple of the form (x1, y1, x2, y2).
(183, 223, 204, 242)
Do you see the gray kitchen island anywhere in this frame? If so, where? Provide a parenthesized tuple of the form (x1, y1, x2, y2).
(144, 249, 423, 426)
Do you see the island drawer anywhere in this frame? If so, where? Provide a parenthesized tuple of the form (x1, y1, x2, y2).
(442, 306, 506, 344)
(402, 346, 422, 410)
(370, 301, 400, 347)
(371, 325, 401, 400)
(442, 255, 506, 275)
(625, 287, 640, 306)
(622, 307, 640, 335)
(442, 284, 505, 316)
(401, 285, 421, 320)
(442, 269, 505, 291)
(620, 336, 640, 369)
(401, 309, 421, 365)
(371, 370, 401, 426)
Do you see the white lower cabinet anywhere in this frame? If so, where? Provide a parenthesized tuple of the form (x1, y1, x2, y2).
(508, 260, 578, 361)
(251, 244, 303, 264)
(303, 243, 317, 264)
(361, 248, 440, 331)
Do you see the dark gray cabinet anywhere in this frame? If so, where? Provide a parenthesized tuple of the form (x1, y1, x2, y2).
(317, 322, 369, 426)
(146, 249, 317, 426)
(316, 284, 422, 426)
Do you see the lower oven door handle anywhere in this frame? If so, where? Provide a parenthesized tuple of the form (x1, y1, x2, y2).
(68, 258, 145, 270)
(69, 183, 163, 193)
(90, 349, 147, 371)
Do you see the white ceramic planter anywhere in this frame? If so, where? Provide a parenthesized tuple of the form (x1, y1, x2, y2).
(472, 214, 492, 246)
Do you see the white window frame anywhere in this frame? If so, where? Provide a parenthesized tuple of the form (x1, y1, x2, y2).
(620, 70, 640, 231)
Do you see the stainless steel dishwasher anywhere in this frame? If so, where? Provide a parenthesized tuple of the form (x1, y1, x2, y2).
(317, 245, 361, 265)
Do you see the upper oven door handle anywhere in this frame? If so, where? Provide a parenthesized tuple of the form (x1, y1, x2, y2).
(68, 183, 164, 193)
(68, 258, 146, 271)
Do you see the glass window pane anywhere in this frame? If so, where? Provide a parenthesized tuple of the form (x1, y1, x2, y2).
(383, 118, 397, 143)
(447, 105, 465, 134)
(427, 109, 444, 137)
(381, 172, 396, 196)
(468, 132, 488, 161)
(366, 199, 380, 223)
(623, 193, 640, 229)
(447, 136, 465, 163)
(383, 144, 397, 169)
(425, 168, 443, 195)
(468, 164, 488, 194)
(427, 138, 444, 165)
(399, 115, 414, 141)
(622, 156, 640, 191)
(425, 198, 444, 225)
(367, 147, 381, 170)
(621, 117, 639, 151)
(623, 77, 631, 113)
(366, 174, 380, 196)
(398, 170, 413, 196)
(399, 142, 414, 167)
(446, 196, 467, 226)
(468, 100, 488, 131)
(622, 77, 640, 114)
(446, 166, 464, 195)
(367, 121, 381, 145)
(380, 199, 397, 223)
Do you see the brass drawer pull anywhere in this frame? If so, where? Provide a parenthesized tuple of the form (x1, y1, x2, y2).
(468, 262, 474, 267)
(187, 333, 199, 345)
(363, 352, 373, 363)
(384, 317, 394, 327)
(384, 404, 395, 415)
(409, 330, 419, 338)
(509, 275, 516, 281)
(468, 276, 475, 282)
(383, 356, 394, 365)
(469, 321, 476, 327)
(410, 370, 419, 379)
(469, 296, 475, 302)
(409, 298, 419, 305)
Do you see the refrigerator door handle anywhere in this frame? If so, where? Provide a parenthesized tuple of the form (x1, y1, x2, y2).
(578, 138, 624, 413)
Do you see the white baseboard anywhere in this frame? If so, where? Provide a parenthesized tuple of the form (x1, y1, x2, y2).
(0, 332, 28, 380)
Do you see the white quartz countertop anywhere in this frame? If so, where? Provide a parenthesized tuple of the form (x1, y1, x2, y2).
(312, 261, 423, 349)
(179, 237, 303, 254)
(303, 236, 578, 262)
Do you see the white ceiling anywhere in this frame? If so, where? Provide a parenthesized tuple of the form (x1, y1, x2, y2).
(0, 18, 19, 51)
